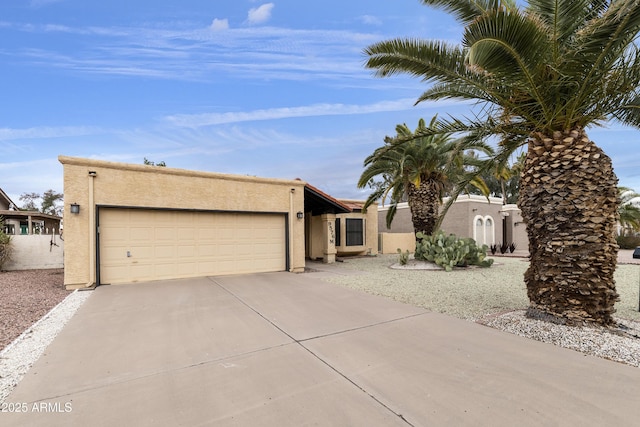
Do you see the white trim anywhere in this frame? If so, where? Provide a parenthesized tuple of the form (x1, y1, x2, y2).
(377, 195, 508, 212)
(484, 215, 495, 245)
(473, 214, 495, 246)
(473, 215, 484, 243)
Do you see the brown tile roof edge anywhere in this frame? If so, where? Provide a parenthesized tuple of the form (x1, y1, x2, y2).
(297, 179, 352, 213)
(340, 201, 365, 211)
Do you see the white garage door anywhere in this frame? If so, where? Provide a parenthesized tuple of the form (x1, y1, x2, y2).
(99, 209, 286, 284)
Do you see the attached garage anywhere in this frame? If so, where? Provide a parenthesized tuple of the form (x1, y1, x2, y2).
(98, 208, 287, 284)
(60, 156, 306, 289)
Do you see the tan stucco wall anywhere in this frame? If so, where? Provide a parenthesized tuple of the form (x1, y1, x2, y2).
(503, 204, 528, 252)
(307, 215, 325, 261)
(306, 201, 378, 259)
(379, 232, 415, 254)
(3, 234, 64, 270)
(335, 200, 378, 256)
(378, 196, 511, 245)
(60, 156, 306, 288)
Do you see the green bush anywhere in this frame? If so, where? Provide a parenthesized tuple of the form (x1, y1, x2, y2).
(0, 228, 12, 271)
(415, 231, 494, 272)
(617, 235, 640, 249)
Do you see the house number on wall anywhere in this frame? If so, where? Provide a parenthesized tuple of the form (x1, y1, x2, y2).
(328, 222, 335, 245)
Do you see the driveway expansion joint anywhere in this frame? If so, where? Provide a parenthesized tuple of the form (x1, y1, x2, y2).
(211, 277, 418, 426)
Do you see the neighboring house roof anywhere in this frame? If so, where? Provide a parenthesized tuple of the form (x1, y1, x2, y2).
(0, 188, 62, 222)
(0, 188, 19, 211)
(0, 210, 62, 222)
(302, 182, 352, 215)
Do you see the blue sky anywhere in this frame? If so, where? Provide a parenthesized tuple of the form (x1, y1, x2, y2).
(1, 0, 639, 206)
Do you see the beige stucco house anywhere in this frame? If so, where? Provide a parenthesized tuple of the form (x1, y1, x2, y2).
(378, 194, 527, 254)
(60, 156, 377, 289)
(304, 183, 378, 261)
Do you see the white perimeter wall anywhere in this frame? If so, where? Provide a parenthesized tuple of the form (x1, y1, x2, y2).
(3, 234, 64, 271)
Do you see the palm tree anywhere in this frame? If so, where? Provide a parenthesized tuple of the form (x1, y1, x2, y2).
(358, 116, 490, 239)
(619, 187, 640, 235)
(470, 152, 525, 205)
(364, 0, 640, 325)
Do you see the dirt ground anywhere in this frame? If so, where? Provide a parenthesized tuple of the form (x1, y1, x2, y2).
(0, 269, 68, 352)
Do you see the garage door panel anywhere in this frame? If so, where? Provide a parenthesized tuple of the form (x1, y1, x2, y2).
(154, 245, 176, 258)
(99, 209, 286, 284)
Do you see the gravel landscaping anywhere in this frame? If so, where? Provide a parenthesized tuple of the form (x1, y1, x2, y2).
(0, 270, 92, 403)
(0, 269, 68, 351)
(317, 253, 640, 367)
(322, 254, 640, 322)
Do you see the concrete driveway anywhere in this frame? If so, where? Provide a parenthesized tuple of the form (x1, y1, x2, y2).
(4, 272, 640, 426)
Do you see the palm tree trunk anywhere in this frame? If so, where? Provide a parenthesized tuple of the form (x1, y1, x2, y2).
(518, 128, 620, 325)
(408, 179, 440, 239)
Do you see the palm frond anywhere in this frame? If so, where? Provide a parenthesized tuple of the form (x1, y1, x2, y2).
(527, 0, 606, 51)
(463, 8, 552, 120)
(420, 0, 517, 25)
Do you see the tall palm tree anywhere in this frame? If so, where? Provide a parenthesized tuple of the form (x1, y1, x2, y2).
(358, 116, 490, 238)
(618, 187, 640, 235)
(364, 0, 640, 325)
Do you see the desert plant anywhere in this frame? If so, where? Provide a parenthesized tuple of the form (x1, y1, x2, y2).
(499, 242, 509, 254)
(358, 116, 491, 239)
(509, 242, 517, 253)
(0, 222, 12, 271)
(490, 244, 497, 255)
(397, 248, 410, 265)
(364, 0, 640, 325)
(414, 231, 493, 272)
(617, 235, 640, 250)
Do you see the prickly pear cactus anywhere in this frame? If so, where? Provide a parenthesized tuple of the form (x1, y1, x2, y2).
(415, 231, 493, 271)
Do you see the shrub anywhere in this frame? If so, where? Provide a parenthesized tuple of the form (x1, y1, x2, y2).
(617, 235, 640, 249)
(415, 231, 494, 272)
(0, 227, 12, 271)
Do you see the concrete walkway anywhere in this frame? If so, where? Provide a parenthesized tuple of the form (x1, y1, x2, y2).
(4, 272, 640, 426)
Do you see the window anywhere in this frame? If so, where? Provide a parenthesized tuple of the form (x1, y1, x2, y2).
(473, 216, 484, 243)
(3, 224, 15, 235)
(345, 218, 364, 246)
(335, 219, 341, 247)
(485, 217, 494, 245)
(473, 215, 495, 245)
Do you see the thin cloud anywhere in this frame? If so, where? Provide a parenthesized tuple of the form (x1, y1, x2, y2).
(210, 18, 229, 31)
(0, 158, 63, 201)
(360, 15, 382, 26)
(164, 98, 445, 128)
(247, 3, 274, 25)
(6, 22, 381, 82)
(0, 125, 100, 141)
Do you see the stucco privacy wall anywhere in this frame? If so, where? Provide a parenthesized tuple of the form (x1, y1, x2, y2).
(379, 232, 415, 255)
(59, 156, 306, 288)
(3, 234, 64, 270)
